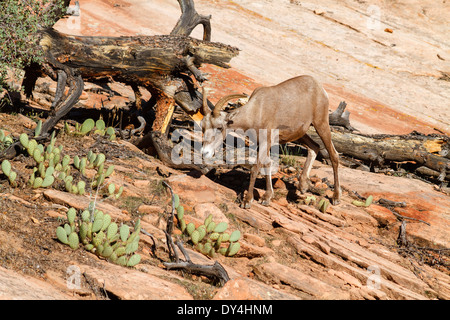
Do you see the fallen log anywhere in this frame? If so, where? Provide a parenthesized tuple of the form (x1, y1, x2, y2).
(35, 28, 238, 131)
(37, 30, 237, 87)
(308, 128, 450, 182)
(19, 0, 236, 136)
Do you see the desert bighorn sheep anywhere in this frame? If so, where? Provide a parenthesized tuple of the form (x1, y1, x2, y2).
(200, 75, 341, 209)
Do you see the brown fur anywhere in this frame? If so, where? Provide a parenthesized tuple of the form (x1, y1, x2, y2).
(201, 75, 341, 208)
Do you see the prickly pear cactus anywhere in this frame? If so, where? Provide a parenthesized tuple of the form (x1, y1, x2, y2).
(1, 159, 17, 187)
(318, 198, 330, 213)
(64, 118, 116, 140)
(55, 204, 141, 267)
(0, 130, 13, 150)
(171, 192, 241, 258)
(352, 195, 373, 207)
(4, 126, 123, 199)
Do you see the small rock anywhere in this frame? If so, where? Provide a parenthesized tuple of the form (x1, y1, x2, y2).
(356, 239, 369, 248)
(194, 202, 229, 224)
(238, 241, 274, 258)
(310, 176, 321, 184)
(138, 204, 162, 215)
(315, 241, 330, 254)
(287, 166, 297, 173)
(17, 114, 37, 130)
(328, 270, 362, 288)
(79, 91, 89, 100)
(46, 210, 65, 219)
(302, 235, 330, 254)
(314, 181, 328, 190)
(324, 189, 334, 199)
(30, 217, 40, 224)
(272, 239, 283, 247)
(141, 212, 160, 226)
(243, 233, 266, 247)
(273, 178, 286, 189)
(133, 180, 151, 188)
(302, 235, 315, 244)
(273, 197, 288, 207)
(213, 277, 299, 300)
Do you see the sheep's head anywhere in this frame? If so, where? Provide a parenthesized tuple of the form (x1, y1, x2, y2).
(200, 88, 246, 159)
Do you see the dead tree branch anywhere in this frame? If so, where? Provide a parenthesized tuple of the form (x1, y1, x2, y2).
(164, 241, 230, 286)
(160, 181, 230, 285)
(171, 0, 212, 41)
(329, 101, 355, 131)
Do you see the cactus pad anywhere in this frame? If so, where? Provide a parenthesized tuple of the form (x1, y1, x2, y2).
(56, 226, 69, 244)
(229, 230, 241, 243)
(226, 242, 240, 257)
(214, 222, 228, 233)
(68, 232, 79, 250)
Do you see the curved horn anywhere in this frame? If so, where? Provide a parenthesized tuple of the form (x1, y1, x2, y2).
(201, 87, 210, 115)
(212, 93, 248, 118)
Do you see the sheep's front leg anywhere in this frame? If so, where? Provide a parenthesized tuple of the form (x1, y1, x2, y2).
(260, 130, 274, 206)
(242, 164, 259, 209)
(260, 165, 273, 206)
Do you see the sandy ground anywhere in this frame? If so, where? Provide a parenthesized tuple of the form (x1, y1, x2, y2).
(54, 0, 450, 135)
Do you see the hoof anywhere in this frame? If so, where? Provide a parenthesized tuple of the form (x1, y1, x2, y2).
(260, 199, 271, 207)
(241, 199, 253, 209)
(298, 183, 309, 194)
(299, 188, 308, 194)
(330, 198, 341, 206)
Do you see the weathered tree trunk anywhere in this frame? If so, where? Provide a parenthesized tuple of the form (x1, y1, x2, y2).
(38, 30, 237, 85)
(328, 101, 355, 131)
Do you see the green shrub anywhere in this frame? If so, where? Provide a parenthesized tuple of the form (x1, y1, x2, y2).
(0, 0, 67, 90)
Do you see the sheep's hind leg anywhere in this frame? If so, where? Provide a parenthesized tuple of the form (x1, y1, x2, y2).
(297, 134, 320, 194)
(313, 122, 341, 205)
